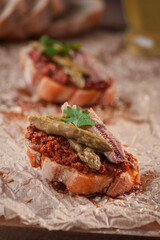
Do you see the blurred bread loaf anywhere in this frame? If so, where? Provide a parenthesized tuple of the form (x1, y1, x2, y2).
(0, 0, 105, 40)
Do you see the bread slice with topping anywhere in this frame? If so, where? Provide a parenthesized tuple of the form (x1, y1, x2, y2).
(24, 104, 140, 197)
(25, 139, 140, 196)
(20, 38, 115, 106)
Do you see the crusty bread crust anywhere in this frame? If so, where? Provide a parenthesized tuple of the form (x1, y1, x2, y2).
(20, 46, 38, 85)
(47, 0, 104, 38)
(20, 46, 115, 106)
(26, 0, 52, 35)
(0, 0, 20, 37)
(37, 77, 76, 102)
(0, 0, 66, 39)
(25, 138, 140, 197)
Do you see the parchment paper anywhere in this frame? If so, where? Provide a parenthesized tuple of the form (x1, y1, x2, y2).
(0, 31, 160, 235)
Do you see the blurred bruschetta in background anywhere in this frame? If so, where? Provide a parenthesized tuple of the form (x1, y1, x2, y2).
(20, 36, 115, 107)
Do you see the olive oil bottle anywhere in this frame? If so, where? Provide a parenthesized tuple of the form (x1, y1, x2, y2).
(122, 0, 160, 56)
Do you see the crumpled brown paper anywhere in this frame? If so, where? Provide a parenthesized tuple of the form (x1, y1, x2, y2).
(0, 33, 160, 235)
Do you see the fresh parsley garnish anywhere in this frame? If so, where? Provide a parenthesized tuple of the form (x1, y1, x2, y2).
(62, 106, 95, 128)
(40, 36, 81, 57)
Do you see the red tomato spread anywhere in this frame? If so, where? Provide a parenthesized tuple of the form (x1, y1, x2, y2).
(29, 50, 70, 85)
(29, 50, 110, 90)
(25, 124, 134, 176)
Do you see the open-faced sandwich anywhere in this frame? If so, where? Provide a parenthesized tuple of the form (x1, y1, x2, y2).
(24, 102, 140, 197)
(20, 36, 115, 106)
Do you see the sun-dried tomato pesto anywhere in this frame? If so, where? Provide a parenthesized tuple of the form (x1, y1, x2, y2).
(25, 124, 135, 176)
(29, 49, 109, 90)
(29, 50, 70, 85)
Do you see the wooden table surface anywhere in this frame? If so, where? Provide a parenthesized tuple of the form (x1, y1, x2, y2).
(0, 216, 159, 240)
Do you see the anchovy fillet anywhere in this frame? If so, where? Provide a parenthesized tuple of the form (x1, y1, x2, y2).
(88, 109, 127, 163)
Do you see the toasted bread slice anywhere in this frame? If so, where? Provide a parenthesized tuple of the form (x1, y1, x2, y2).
(37, 77, 76, 103)
(25, 138, 140, 197)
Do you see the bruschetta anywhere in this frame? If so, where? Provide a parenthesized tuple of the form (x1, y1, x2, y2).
(20, 36, 115, 107)
(24, 103, 140, 197)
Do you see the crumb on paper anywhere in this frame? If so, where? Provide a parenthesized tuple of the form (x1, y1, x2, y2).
(153, 143, 158, 146)
(116, 196, 125, 200)
(0, 170, 4, 175)
(123, 143, 129, 147)
(150, 109, 155, 114)
(6, 177, 14, 183)
(131, 133, 137, 146)
(25, 197, 33, 203)
(2, 173, 14, 183)
(34, 185, 41, 188)
(10, 106, 22, 114)
(108, 197, 113, 201)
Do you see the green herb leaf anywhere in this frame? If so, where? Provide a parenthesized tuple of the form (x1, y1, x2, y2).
(39, 35, 81, 57)
(71, 43, 81, 50)
(40, 36, 63, 46)
(42, 46, 56, 56)
(40, 36, 54, 45)
(62, 106, 95, 128)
